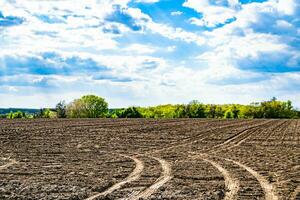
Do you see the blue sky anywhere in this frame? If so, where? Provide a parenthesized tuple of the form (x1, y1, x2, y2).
(0, 0, 299, 108)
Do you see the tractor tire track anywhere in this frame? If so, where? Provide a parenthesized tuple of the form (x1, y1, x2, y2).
(224, 158, 279, 200)
(200, 154, 239, 200)
(129, 156, 172, 200)
(0, 159, 17, 170)
(85, 154, 144, 200)
(188, 120, 281, 200)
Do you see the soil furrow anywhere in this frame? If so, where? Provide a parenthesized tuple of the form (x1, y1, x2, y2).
(208, 120, 274, 153)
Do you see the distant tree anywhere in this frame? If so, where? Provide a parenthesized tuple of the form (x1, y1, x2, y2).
(35, 108, 55, 118)
(42, 108, 51, 118)
(7, 112, 13, 119)
(12, 111, 25, 118)
(107, 108, 124, 118)
(120, 107, 142, 118)
(206, 104, 217, 118)
(186, 100, 206, 118)
(67, 99, 84, 118)
(231, 106, 240, 119)
(67, 95, 108, 118)
(215, 106, 225, 118)
(260, 98, 296, 118)
(0, 114, 6, 119)
(56, 101, 67, 118)
(224, 110, 234, 119)
(5, 111, 30, 119)
(174, 104, 187, 118)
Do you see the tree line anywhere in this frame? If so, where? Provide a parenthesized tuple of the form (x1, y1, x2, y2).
(1, 95, 299, 119)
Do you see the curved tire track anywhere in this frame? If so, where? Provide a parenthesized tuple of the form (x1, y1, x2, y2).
(85, 154, 144, 200)
(200, 154, 239, 200)
(129, 156, 172, 200)
(0, 159, 17, 170)
(224, 158, 278, 200)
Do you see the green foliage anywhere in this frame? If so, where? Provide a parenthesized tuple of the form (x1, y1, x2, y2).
(34, 108, 57, 118)
(119, 98, 298, 119)
(0, 114, 6, 118)
(6, 96, 296, 120)
(5, 111, 33, 119)
(224, 110, 234, 119)
(119, 107, 142, 118)
(137, 104, 187, 118)
(12, 111, 26, 118)
(186, 100, 206, 118)
(67, 95, 108, 118)
(174, 104, 187, 118)
(231, 106, 239, 119)
(107, 98, 297, 119)
(56, 101, 67, 118)
(0, 108, 39, 115)
(260, 98, 296, 118)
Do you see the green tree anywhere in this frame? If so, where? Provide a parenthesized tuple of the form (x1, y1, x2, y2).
(56, 101, 67, 118)
(120, 107, 142, 118)
(231, 105, 240, 119)
(0, 114, 6, 118)
(12, 111, 25, 118)
(174, 104, 187, 118)
(67, 95, 108, 118)
(215, 105, 225, 118)
(224, 110, 234, 119)
(206, 104, 217, 118)
(7, 112, 14, 119)
(186, 100, 206, 118)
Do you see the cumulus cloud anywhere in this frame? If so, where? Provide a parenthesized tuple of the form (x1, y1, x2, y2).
(183, 0, 240, 27)
(0, 0, 299, 108)
(195, 0, 300, 74)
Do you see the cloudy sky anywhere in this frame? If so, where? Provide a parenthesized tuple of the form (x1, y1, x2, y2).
(0, 0, 299, 108)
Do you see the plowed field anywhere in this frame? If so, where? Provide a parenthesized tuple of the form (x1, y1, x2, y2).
(0, 119, 299, 200)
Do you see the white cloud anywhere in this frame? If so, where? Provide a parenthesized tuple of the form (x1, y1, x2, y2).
(122, 44, 157, 54)
(166, 46, 176, 52)
(0, 0, 299, 108)
(0, 0, 124, 57)
(195, 0, 300, 71)
(183, 0, 239, 27)
(135, 0, 160, 3)
(277, 0, 298, 15)
(171, 11, 183, 16)
(147, 22, 205, 45)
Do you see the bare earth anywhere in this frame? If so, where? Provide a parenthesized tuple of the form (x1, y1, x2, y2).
(0, 119, 299, 200)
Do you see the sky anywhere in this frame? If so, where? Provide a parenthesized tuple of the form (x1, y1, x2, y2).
(0, 0, 299, 108)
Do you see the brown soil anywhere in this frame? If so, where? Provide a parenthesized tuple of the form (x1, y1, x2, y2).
(0, 119, 299, 199)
